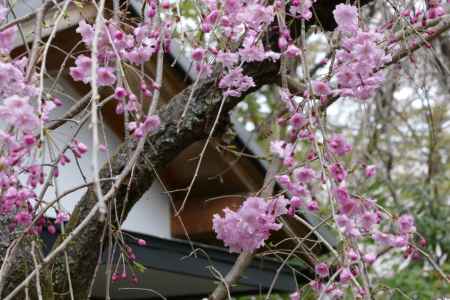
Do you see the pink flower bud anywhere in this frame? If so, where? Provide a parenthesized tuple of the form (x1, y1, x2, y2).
(339, 267, 352, 284)
(363, 253, 376, 264)
(161, 0, 170, 9)
(53, 97, 63, 106)
(201, 23, 212, 33)
(346, 249, 359, 261)
(285, 44, 301, 58)
(206, 10, 219, 24)
(315, 262, 329, 278)
(48, 225, 57, 235)
(144, 89, 153, 97)
(289, 291, 300, 300)
(114, 87, 128, 100)
(24, 135, 36, 146)
(306, 201, 319, 212)
(146, 8, 156, 18)
(121, 272, 127, 280)
(278, 36, 288, 51)
(365, 165, 376, 178)
(75, 141, 88, 155)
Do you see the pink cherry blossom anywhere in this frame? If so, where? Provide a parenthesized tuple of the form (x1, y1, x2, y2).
(293, 166, 316, 183)
(333, 4, 359, 34)
(0, 26, 17, 54)
(97, 67, 116, 86)
(288, 183, 310, 198)
(285, 44, 301, 58)
(55, 212, 70, 224)
(312, 80, 332, 96)
(346, 249, 359, 262)
(365, 165, 377, 177)
(329, 163, 347, 182)
(289, 0, 313, 20)
(339, 267, 352, 284)
(363, 253, 376, 264)
(216, 51, 239, 68)
(70, 55, 92, 83)
(76, 20, 94, 45)
(288, 197, 304, 216)
(328, 134, 352, 156)
(219, 67, 255, 97)
(396, 214, 416, 234)
(334, 28, 389, 101)
(306, 200, 319, 212)
(125, 45, 156, 65)
(359, 211, 377, 231)
(315, 262, 329, 278)
(72, 141, 88, 158)
(392, 235, 409, 247)
(372, 231, 394, 246)
(114, 87, 128, 99)
(15, 211, 32, 225)
(0, 96, 39, 132)
(289, 113, 307, 129)
(239, 45, 267, 63)
(213, 196, 287, 253)
(334, 186, 350, 204)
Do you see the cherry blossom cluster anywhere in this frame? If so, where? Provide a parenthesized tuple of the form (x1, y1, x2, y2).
(0, 58, 38, 99)
(210, 2, 437, 297)
(110, 239, 148, 286)
(0, 16, 90, 235)
(288, 0, 315, 20)
(331, 4, 391, 101)
(212, 196, 288, 253)
(401, 0, 446, 24)
(70, 14, 170, 138)
(0, 97, 82, 233)
(193, 0, 283, 96)
(0, 27, 42, 230)
(272, 104, 419, 298)
(189, 0, 313, 97)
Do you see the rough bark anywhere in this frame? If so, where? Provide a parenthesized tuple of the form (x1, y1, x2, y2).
(0, 234, 54, 300)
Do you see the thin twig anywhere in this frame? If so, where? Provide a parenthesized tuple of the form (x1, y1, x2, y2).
(31, 242, 43, 300)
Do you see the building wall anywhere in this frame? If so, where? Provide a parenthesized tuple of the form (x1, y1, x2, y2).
(8, 0, 42, 17)
(121, 182, 171, 238)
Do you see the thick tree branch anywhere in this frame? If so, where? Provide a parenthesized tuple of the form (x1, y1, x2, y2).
(48, 59, 279, 299)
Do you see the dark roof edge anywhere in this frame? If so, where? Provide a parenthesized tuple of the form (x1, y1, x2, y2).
(41, 228, 301, 292)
